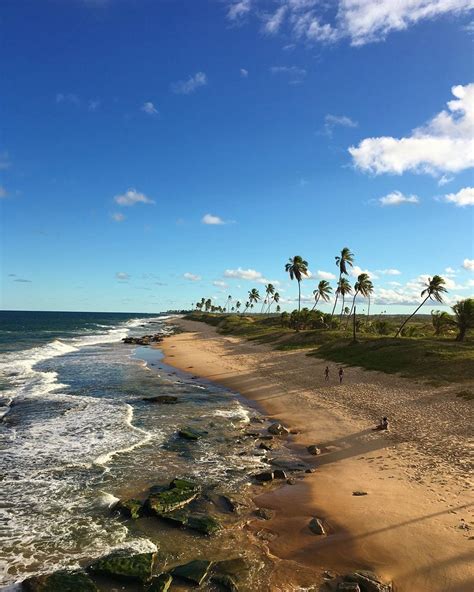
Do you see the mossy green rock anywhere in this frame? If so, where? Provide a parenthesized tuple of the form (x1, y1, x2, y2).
(148, 573, 173, 592)
(161, 510, 221, 535)
(171, 560, 214, 585)
(22, 570, 98, 592)
(116, 498, 142, 519)
(88, 552, 155, 583)
(178, 427, 206, 440)
(147, 479, 198, 515)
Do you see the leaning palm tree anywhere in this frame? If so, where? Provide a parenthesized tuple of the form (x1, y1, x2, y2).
(331, 247, 354, 319)
(338, 278, 352, 321)
(248, 288, 260, 311)
(346, 273, 372, 328)
(285, 256, 309, 312)
(262, 283, 275, 313)
(311, 280, 332, 312)
(395, 275, 448, 337)
(269, 292, 280, 313)
(451, 298, 474, 342)
(243, 300, 251, 313)
(236, 301, 241, 313)
(276, 304, 281, 313)
(205, 298, 212, 312)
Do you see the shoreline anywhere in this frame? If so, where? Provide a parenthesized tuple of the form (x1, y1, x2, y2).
(161, 318, 474, 592)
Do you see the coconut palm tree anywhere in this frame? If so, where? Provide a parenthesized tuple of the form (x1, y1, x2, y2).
(285, 256, 309, 312)
(262, 283, 275, 313)
(331, 247, 354, 319)
(395, 275, 448, 337)
(431, 310, 452, 336)
(276, 304, 281, 313)
(451, 298, 474, 341)
(248, 288, 260, 311)
(338, 278, 352, 321)
(236, 301, 241, 313)
(311, 280, 332, 312)
(269, 292, 280, 313)
(346, 273, 373, 328)
(243, 300, 251, 313)
(226, 294, 232, 312)
(205, 298, 212, 312)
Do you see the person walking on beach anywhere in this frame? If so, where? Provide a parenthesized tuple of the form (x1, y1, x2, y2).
(324, 366, 330, 381)
(338, 367, 344, 384)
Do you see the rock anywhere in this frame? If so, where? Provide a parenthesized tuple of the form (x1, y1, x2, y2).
(259, 435, 274, 441)
(115, 498, 142, 520)
(258, 441, 274, 451)
(254, 471, 274, 482)
(22, 571, 98, 591)
(88, 552, 155, 583)
(171, 560, 214, 586)
(122, 334, 164, 345)
(286, 478, 297, 485)
(309, 517, 326, 535)
(343, 571, 392, 592)
(305, 468, 316, 474)
(255, 508, 274, 520)
(178, 427, 206, 440)
(161, 510, 221, 535)
(146, 479, 199, 515)
(273, 469, 287, 480)
(268, 423, 289, 436)
(338, 584, 361, 592)
(212, 574, 239, 591)
(307, 445, 321, 456)
(143, 396, 178, 404)
(352, 491, 368, 496)
(148, 573, 172, 592)
(269, 458, 308, 472)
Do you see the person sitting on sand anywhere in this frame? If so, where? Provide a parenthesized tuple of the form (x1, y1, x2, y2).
(374, 416, 389, 431)
(324, 366, 330, 381)
(338, 367, 344, 384)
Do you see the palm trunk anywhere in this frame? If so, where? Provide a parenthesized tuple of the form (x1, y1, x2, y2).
(346, 291, 358, 329)
(395, 296, 429, 337)
(298, 280, 301, 312)
(340, 294, 345, 321)
(367, 295, 371, 319)
(311, 294, 320, 312)
(267, 297, 274, 314)
(331, 293, 339, 320)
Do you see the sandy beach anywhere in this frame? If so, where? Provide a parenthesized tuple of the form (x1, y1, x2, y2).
(162, 318, 474, 592)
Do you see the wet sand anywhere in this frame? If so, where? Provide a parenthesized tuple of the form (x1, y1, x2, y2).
(161, 318, 474, 592)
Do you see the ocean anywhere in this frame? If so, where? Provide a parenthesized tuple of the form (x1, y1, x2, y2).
(0, 311, 281, 590)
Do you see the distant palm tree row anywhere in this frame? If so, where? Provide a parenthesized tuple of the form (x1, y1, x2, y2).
(192, 247, 467, 338)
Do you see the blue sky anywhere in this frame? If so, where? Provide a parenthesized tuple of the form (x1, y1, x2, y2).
(1, 0, 473, 313)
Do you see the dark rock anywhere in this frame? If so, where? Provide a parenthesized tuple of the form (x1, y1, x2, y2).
(254, 471, 274, 482)
(161, 510, 221, 535)
(309, 517, 326, 535)
(307, 445, 321, 456)
(286, 478, 297, 485)
(22, 571, 98, 591)
(352, 491, 368, 496)
(142, 396, 178, 404)
(259, 435, 274, 441)
(171, 560, 213, 585)
(88, 552, 155, 583)
(338, 584, 361, 592)
(255, 508, 274, 520)
(146, 479, 199, 515)
(147, 573, 172, 592)
(268, 423, 289, 436)
(269, 458, 308, 472)
(212, 574, 239, 591)
(178, 427, 206, 440)
(344, 571, 392, 592)
(305, 468, 316, 474)
(259, 442, 274, 451)
(273, 469, 287, 480)
(122, 334, 164, 346)
(115, 499, 142, 520)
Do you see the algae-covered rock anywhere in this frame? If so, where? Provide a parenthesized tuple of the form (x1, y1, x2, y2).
(143, 396, 178, 404)
(212, 573, 239, 591)
(88, 551, 155, 583)
(171, 560, 214, 585)
(22, 570, 98, 592)
(178, 427, 206, 440)
(148, 573, 173, 592)
(160, 509, 221, 535)
(115, 498, 142, 519)
(146, 479, 199, 515)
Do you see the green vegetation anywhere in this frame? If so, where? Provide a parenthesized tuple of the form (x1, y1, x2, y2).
(185, 312, 474, 385)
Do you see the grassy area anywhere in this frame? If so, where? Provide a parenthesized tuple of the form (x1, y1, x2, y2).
(184, 312, 474, 385)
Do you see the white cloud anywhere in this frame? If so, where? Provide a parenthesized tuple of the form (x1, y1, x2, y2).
(56, 93, 80, 105)
(141, 101, 158, 115)
(0, 186, 7, 199)
(316, 270, 336, 280)
(438, 174, 453, 186)
(444, 186, 474, 206)
(116, 272, 130, 281)
(377, 268, 402, 275)
(240, 68, 249, 77)
(227, 0, 252, 20)
(270, 65, 307, 84)
(323, 114, 358, 137)
(111, 212, 125, 222)
(114, 188, 155, 206)
(263, 6, 287, 34)
(224, 267, 264, 281)
(213, 280, 229, 288)
(350, 84, 474, 176)
(445, 266, 457, 275)
(171, 72, 208, 94)
(378, 191, 420, 206)
(350, 265, 378, 279)
(184, 272, 202, 281)
(202, 213, 226, 225)
(463, 258, 474, 271)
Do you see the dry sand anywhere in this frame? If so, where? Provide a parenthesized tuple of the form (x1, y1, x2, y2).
(162, 319, 474, 592)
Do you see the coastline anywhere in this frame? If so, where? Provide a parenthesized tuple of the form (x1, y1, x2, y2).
(161, 318, 474, 592)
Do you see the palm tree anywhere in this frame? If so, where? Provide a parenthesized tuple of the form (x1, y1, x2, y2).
(331, 247, 354, 319)
(266, 290, 280, 313)
(236, 301, 241, 313)
(226, 294, 232, 312)
(248, 288, 260, 311)
(338, 278, 352, 321)
(346, 273, 373, 328)
(205, 298, 212, 312)
(262, 283, 275, 313)
(276, 304, 281, 313)
(243, 300, 251, 313)
(431, 310, 452, 336)
(311, 280, 332, 312)
(451, 298, 474, 342)
(395, 275, 448, 337)
(285, 256, 309, 312)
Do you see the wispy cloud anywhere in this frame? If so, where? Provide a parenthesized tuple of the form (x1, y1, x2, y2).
(184, 272, 202, 281)
(316, 270, 336, 280)
(378, 191, 420, 207)
(213, 280, 229, 288)
(323, 114, 358, 137)
(111, 212, 125, 222)
(240, 68, 249, 78)
(88, 99, 101, 111)
(0, 151, 11, 170)
(263, 5, 287, 34)
(224, 267, 263, 281)
(171, 72, 208, 95)
(443, 187, 474, 207)
(270, 65, 306, 84)
(13, 278, 32, 283)
(141, 101, 158, 115)
(376, 268, 402, 276)
(116, 272, 130, 281)
(56, 93, 80, 105)
(202, 213, 226, 225)
(0, 186, 7, 199)
(114, 188, 155, 206)
(227, 0, 252, 21)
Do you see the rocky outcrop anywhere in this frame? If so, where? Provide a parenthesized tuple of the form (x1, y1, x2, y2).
(171, 560, 214, 586)
(178, 427, 207, 440)
(122, 334, 164, 345)
(255, 508, 274, 520)
(148, 573, 173, 592)
(267, 423, 289, 436)
(142, 395, 178, 404)
(254, 471, 274, 482)
(88, 551, 156, 583)
(160, 510, 221, 535)
(342, 571, 392, 592)
(212, 573, 239, 591)
(307, 445, 321, 455)
(115, 498, 142, 519)
(146, 479, 199, 515)
(22, 570, 98, 591)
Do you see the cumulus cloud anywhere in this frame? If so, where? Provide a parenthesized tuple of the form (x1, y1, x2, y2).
(116, 272, 130, 281)
(171, 72, 208, 94)
(350, 84, 474, 176)
(323, 114, 358, 137)
(463, 258, 474, 271)
(378, 191, 420, 206)
(184, 272, 202, 281)
(224, 267, 264, 281)
(111, 212, 125, 222)
(350, 266, 378, 279)
(114, 188, 155, 206)
(141, 101, 158, 115)
(316, 270, 337, 280)
(377, 268, 402, 275)
(240, 68, 249, 77)
(270, 66, 307, 84)
(443, 186, 474, 206)
(202, 213, 226, 225)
